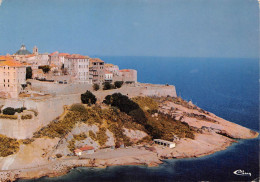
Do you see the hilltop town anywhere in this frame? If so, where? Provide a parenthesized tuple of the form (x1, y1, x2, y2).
(0, 46, 258, 182)
(0, 45, 137, 98)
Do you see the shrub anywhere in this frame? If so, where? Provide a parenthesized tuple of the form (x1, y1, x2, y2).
(0, 114, 18, 120)
(28, 110, 38, 116)
(56, 153, 62, 158)
(81, 90, 97, 105)
(103, 82, 113, 90)
(96, 127, 108, 146)
(93, 84, 100, 91)
(114, 81, 123, 88)
(3, 107, 16, 115)
(38, 65, 51, 73)
(89, 130, 97, 141)
(26, 67, 32, 79)
(70, 104, 86, 113)
(21, 138, 34, 145)
(21, 114, 33, 120)
(103, 93, 140, 114)
(0, 134, 20, 157)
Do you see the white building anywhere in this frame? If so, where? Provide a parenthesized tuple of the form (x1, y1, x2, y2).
(153, 139, 176, 148)
(64, 54, 90, 83)
(105, 63, 119, 76)
(104, 71, 113, 82)
(0, 56, 26, 98)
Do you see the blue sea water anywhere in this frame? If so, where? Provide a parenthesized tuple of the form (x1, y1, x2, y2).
(19, 57, 259, 182)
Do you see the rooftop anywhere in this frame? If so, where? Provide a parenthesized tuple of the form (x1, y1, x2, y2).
(90, 58, 104, 63)
(65, 54, 88, 59)
(79, 145, 94, 151)
(0, 56, 24, 67)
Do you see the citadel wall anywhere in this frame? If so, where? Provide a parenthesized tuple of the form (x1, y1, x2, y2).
(0, 83, 177, 139)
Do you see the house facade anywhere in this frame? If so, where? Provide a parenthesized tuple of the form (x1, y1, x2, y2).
(64, 54, 90, 83)
(0, 56, 26, 98)
(89, 58, 105, 84)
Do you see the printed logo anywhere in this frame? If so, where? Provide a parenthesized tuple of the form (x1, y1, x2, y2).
(233, 169, 251, 177)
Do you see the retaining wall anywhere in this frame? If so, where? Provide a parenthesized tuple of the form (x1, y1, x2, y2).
(0, 83, 177, 139)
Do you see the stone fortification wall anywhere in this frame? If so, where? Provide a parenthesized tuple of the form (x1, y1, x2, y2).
(94, 83, 177, 101)
(0, 94, 81, 139)
(29, 80, 92, 95)
(0, 111, 39, 139)
(0, 83, 176, 139)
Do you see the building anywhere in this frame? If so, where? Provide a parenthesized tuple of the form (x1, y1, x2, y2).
(49, 51, 70, 68)
(89, 58, 105, 84)
(0, 56, 26, 98)
(15, 45, 32, 55)
(74, 149, 82, 156)
(104, 71, 113, 82)
(74, 145, 95, 156)
(153, 139, 176, 148)
(64, 54, 90, 83)
(115, 69, 137, 83)
(105, 63, 119, 76)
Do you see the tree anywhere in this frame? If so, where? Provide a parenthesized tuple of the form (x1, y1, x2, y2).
(3, 107, 16, 115)
(103, 93, 139, 114)
(38, 65, 51, 73)
(26, 67, 32, 79)
(103, 82, 113, 90)
(93, 84, 100, 91)
(114, 81, 123, 88)
(81, 90, 97, 105)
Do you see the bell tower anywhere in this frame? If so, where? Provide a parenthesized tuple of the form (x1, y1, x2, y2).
(33, 46, 38, 55)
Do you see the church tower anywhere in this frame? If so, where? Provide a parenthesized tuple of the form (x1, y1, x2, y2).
(33, 46, 39, 55)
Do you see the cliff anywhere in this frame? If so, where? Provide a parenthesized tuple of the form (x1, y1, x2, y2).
(0, 95, 258, 182)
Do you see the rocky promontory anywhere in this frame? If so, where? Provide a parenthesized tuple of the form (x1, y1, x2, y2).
(0, 94, 258, 182)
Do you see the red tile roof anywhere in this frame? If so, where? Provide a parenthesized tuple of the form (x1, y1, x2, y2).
(58, 53, 70, 57)
(65, 54, 87, 59)
(0, 56, 24, 67)
(50, 51, 59, 56)
(120, 69, 130, 72)
(79, 145, 94, 151)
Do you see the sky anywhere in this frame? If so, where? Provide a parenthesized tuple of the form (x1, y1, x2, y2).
(0, 0, 259, 58)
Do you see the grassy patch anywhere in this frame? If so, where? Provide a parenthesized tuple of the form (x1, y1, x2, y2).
(0, 134, 20, 157)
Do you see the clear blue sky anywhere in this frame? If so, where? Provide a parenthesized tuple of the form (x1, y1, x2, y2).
(0, 0, 258, 58)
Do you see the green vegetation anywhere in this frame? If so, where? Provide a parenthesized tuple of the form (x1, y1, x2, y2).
(73, 133, 87, 141)
(114, 81, 123, 88)
(0, 134, 20, 157)
(81, 90, 97, 105)
(20, 138, 34, 145)
(68, 139, 76, 152)
(0, 114, 18, 120)
(96, 127, 108, 146)
(28, 109, 38, 116)
(103, 82, 114, 90)
(38, 65, 51, 73)
(93, 84, 100, 91)
(21, 114, 33, 120)
(67, 133, 88, 152)
(70, 104, 86, 113)
(103, 93, 140, 114)
(3, 107, 16, 115)
(26, 67, 32, 79)
(89, 130, 96, 140)
(34, 95, 195, 149)
(56, 154, 62, 158)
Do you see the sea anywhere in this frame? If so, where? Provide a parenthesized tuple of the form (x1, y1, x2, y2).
(19, 57, 259, 182)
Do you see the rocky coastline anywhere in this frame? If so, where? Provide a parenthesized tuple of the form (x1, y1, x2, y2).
(0, 96, 258, 182)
